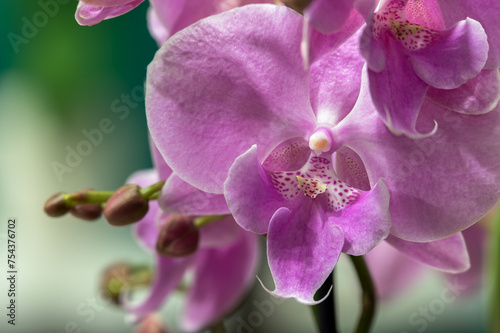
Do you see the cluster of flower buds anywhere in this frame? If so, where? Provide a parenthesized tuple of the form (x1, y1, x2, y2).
(43, 181, 165, 226)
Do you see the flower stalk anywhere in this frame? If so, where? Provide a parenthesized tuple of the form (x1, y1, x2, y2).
(312, 271, 337, 333)
(350, 255, 376, 333)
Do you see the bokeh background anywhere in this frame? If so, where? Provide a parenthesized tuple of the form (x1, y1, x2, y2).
(0, 1, 493, 332)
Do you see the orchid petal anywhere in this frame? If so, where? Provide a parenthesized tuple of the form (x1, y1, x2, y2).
(310, 29, 365, 125)
(225, 145, 302, 234)
(75, 0, 144, 26)
(127, 255, 194, 320)
(305, 0, 356, 34)
(265, 203, 344, 304)
(365, 241, 426, 300)
(147, 7, 170, 47)
(337, 67, 500, 241)
(160, 174, 230, 216)
(146, 5, 316, 193)
(307, 11, 364, 65)
(410, 18, 488, 89)
(182, 230, 259, 332)
(330, 179, 391, 255)
(367, 37, 430, 138)
(426, 68, 500, 115)
(435, 0, 500, 68)
(198, 216, 242, 249)
(444, 224, 487, 293)
(386, 233, 470, 273)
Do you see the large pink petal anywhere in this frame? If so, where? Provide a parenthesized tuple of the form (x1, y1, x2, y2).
(435, 0, 500, 68)
(386, 233, 470, 273)
(181, 229, 260, 332)
(265, 202, 344, 304)
(337, 68, 500, 241)
(309, 29, 365, 125)
(146, 5, 316, 193)
(410, 18, 488, 89)
(367, 36, 431, 138)
(330, 179, 391, 255)
(224, 145, 303, 234)
(426, 68, 500, 115)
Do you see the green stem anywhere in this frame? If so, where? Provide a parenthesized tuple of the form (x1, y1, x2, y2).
(490, 209, 500, 332)
(194, 215, 228, 228)
(64, 191, 114, 205)
(140, 180, 166, 199)
(349, 255, 376, 333)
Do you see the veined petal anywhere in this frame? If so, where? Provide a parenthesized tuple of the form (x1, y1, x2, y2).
(367, 37, 430, 138)
(426, 68, 500, 115)
(75, 0, 144, 26)
(435, 0, 500, 68)
(182, 229, 259, 332)
(309, 29, 365, 125)
(386, 233, 470, 273)
(410, 18, 488, 89)
(330, 179, 391, 255)
(160, 174, 229, 216)
(147, 5, 316, 193)
(225, 145, 302, 234)
(337, 67, 500, 242)
(265, 203, 344, 304)
(126, 255, 194, 320)
(305, 0, 356, 34)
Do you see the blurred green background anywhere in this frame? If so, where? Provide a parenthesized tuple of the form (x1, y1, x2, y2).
(0, 1, 492, 332)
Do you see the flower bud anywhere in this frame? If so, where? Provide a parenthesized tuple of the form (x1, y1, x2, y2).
(156, 215, 199, 257)
(70, 203, 102, 221)
(44, 192, 69, 217)
(104, 184, 149, 226)
(100, 262, 132, 306)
